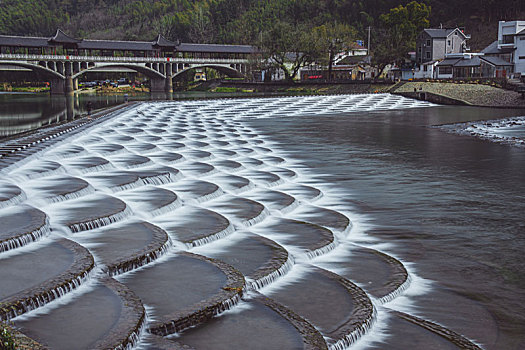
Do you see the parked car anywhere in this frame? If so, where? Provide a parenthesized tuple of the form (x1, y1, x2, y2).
(81, 81, 97, 88)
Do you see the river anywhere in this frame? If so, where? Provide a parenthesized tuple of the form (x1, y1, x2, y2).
(247, 104, 525, 349)
(0, 91, 293, 138)
(0, 93, 524, 349)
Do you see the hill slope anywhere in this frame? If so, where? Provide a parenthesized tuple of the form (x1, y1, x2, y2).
(0, 0, 524, 50)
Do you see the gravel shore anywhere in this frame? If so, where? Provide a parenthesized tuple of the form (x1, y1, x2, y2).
(395, 82, 525, 108)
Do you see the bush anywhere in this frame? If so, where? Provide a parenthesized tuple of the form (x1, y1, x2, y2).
(1, 326, 16, 350)
(214, 87, 238, 93)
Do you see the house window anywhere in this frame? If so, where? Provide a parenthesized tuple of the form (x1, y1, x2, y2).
(440, 66, 452, 74)
(426, 39, 431, 46)
(423, 65, 428, 71)
(447, 40, 451, 46)
(426, 52, 431, 59)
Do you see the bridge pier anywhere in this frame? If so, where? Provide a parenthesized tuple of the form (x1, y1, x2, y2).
(165, 64, 173, 93)
(65, 62, 74, 95)
(50, 79, 66, 95)
(65, 76, 74, 95)
(150, 78, 165, 93)
(150, 68, 173, 94)
(66, 94, 74, 120)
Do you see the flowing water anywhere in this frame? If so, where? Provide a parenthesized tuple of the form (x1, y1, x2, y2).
(0, 94, 524, 349)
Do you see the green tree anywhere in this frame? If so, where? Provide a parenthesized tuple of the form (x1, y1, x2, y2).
(372, 1, 431, 76)
(189, 4, 214, 43)
(261, 20, 318, 82)
(313, 22, 357, 81)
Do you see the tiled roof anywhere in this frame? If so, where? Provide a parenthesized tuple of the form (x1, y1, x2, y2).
(437, 58, 460, 66)
(0, 30, 258, 54)
(152, 34, 178, 48)
(48, 29, 81, 44)
(78, 39, 153, 51)
(0, 35, 49, 47)
(481, 40, 515, 54)
(454, 56, 481, 67)
(424, 29, 454, 38)
(481, 56, 514, 66)
(176, 43, 256, 54)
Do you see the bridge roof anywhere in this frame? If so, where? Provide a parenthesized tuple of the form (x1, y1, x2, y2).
(0, 35, 50, 47)
(78, 39, 153, 51)
(49, 29, 81, 44)
(0, 30, 258, 54)
(177, 43, 256, 54)
(152, 34, 178, 48)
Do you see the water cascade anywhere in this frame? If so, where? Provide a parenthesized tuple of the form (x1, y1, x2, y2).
(0, 94, 480, 349)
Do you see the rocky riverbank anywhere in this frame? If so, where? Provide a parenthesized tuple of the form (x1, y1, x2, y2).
(393, 81, 525, 108)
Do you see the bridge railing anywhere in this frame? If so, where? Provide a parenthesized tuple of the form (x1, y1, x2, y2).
(0, 53, 249, 64)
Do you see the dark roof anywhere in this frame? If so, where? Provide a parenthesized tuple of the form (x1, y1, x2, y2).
(336, 55, 369, 65)
(423, 28, 470, 39)
(0, 35, 50, 47)
(0, 30, 258, 54)
(481, 40, 515, 54)
(438, 56, 513, 68)
(78, 39, 153, 51)
(421, 60, 438, 65)
(152, 34, 177, 48)
(481, 40, 498, 53)
(481, 56, 514, 66)
(424, 28, 454, 38)
(454, 56, 481, 67)
(437, 58, 461, 66)
(48, 29, 81, 44)
(176, 43, 256, 54)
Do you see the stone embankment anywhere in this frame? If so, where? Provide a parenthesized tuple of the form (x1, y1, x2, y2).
(393, 81, 525, 108)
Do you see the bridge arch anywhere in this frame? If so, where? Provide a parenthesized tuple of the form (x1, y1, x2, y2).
(72, 63, 165, 80)
(172, 64, 244, 79)
(0, 61, 65, 80)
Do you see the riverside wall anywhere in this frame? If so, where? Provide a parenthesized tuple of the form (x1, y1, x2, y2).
(391, 81, 525, 109)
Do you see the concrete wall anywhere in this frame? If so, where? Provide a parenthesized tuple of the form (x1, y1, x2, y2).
(414, 64, 436, 79)
(499, 21, 525, 43)
(432, 39, 446, 60)
(416, 32, 433, 63)
(515, 35, 525, 74)
(395, 91, 469, 105)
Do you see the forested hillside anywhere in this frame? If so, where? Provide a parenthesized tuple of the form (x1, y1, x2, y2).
(1, 0, 524, 50)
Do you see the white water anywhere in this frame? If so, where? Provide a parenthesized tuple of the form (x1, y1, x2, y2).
(0, 95, 441, 349)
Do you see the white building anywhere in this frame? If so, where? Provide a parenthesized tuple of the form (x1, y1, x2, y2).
(414, 60, 439, 79)
(498, 20, 525, 77)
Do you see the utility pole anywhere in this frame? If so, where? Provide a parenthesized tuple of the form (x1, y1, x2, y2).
(367, 26, 371, 56)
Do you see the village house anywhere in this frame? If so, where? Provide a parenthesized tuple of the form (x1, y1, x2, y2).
(435, 53, 513, 79)
(495, 20, 525, 77)
(299, 41, 374, 81)
(414, 60, 439, 79)
(416, 28, 470, 64)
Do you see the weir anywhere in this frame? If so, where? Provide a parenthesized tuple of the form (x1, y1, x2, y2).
(0, 95, 478, 349)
